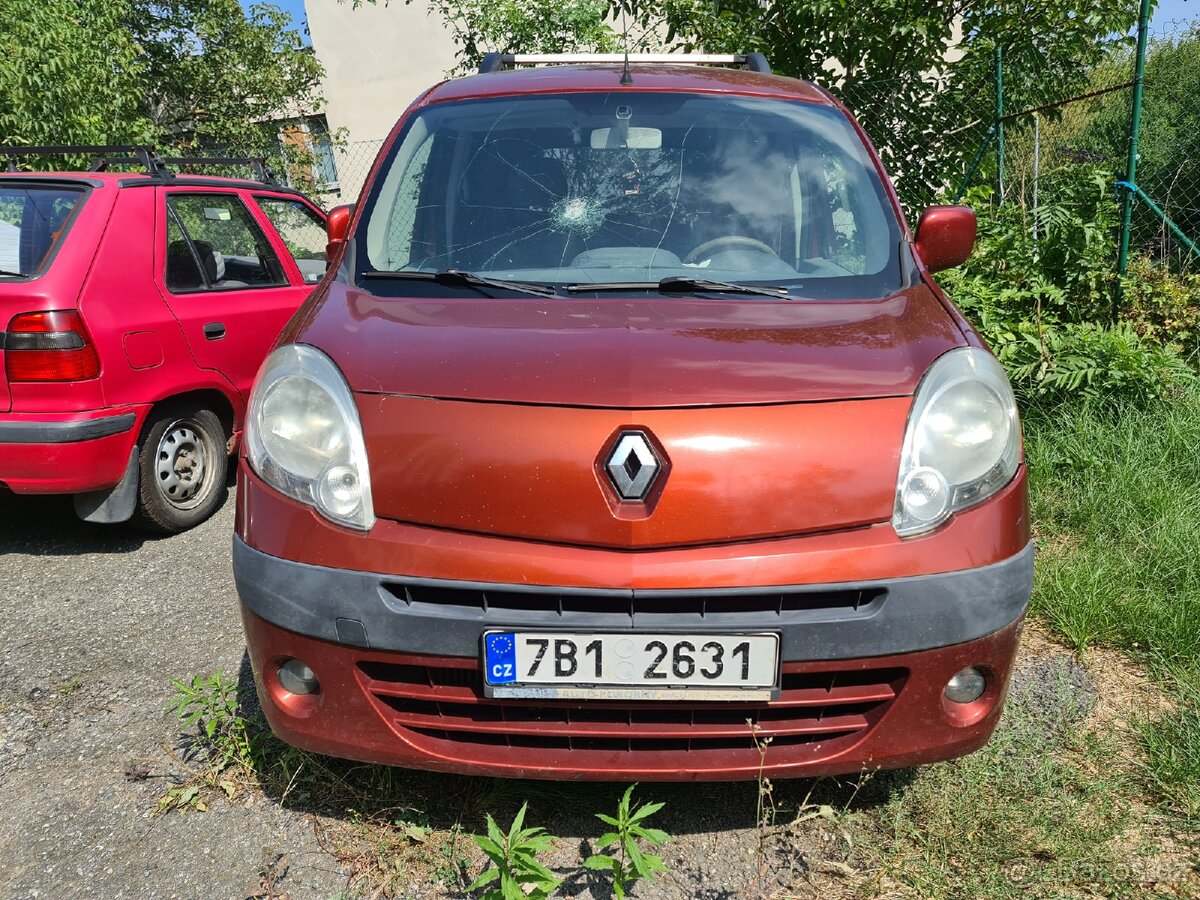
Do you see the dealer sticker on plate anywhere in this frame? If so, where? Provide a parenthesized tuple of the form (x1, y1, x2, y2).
(482, 631, 780, 701)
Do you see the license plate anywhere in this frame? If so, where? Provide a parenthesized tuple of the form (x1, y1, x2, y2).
(482, 631, 780, 701)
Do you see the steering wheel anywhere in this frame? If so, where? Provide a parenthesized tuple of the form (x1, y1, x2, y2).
(684, 235, 780, 264)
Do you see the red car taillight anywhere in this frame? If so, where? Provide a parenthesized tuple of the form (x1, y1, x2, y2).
(4, 310, 100, 382)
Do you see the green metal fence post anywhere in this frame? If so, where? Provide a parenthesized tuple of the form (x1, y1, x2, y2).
(1116, 0, 1153, 316)
(995, 46, 1005, 205)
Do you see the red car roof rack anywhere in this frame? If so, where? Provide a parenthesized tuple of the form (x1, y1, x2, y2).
(0, 145, 278, 185)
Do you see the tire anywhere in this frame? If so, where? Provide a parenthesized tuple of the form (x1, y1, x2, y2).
(130, 404, 228, 534)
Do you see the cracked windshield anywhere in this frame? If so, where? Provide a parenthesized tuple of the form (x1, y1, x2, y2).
(362, 92, 903, 298)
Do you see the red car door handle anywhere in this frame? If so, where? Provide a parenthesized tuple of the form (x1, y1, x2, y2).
(203, 322, 226, 340)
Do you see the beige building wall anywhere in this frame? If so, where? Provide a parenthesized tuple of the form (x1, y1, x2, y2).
(305, 0, 457, 200)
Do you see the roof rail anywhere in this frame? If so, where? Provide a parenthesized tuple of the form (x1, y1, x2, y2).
(478, 52, 771, 75)
(0, 145, 279, 184)
(159, 157, 280, 185)
(0, 145, 169, 177)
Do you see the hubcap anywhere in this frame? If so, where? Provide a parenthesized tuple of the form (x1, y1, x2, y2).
(156, 421, 211, 509)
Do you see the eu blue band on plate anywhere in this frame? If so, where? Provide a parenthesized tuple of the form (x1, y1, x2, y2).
(485, 632, 517, 684)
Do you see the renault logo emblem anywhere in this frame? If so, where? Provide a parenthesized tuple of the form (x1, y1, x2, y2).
(604, 431, 663, 501)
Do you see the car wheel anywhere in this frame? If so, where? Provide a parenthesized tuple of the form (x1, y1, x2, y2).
(131, 405, 228, 534)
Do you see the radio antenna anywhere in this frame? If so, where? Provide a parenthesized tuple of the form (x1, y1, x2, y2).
(619, 5, 633, 85)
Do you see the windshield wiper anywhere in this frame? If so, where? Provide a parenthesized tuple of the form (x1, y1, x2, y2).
(362, 268, 557, 298)
(0, 268, 26, 278)
(566, 276, 789, 299)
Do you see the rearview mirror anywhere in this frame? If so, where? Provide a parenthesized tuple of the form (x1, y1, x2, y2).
(913, 205, 976, 273)
(590, 126, 663, 149)
(326, 204, 355, 263)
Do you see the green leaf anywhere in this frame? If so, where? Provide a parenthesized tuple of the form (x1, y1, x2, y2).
(584, 854, 615, 871)
(467, 868, 499, 891)
(595, 832, 620, 849)
(626, 841, 649, 876)
(629, 800, 664, 822)
(518, 857, 559, 882)
(508, 802, 529, 841)
(485, 813, 504, 846)
(522, 835, 555, 854)
(473, 834, 504, 862)
(642, 853, 667, 874)
(635, 827, 670, 846)
(620, 783, 636, 809)
(403, 823, 430, 843)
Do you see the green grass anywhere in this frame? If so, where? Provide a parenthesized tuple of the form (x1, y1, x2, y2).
(1025, 393, 1200, 822)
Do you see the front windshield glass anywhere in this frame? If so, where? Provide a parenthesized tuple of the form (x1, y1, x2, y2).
(360, 91, 903, 298)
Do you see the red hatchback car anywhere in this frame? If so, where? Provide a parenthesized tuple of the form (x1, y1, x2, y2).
(234, 55, 1033, 781)
(0, 149, 327, 532)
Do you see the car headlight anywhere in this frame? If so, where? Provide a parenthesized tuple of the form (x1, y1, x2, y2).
(246, 343, 375, 531)
(893, 347, 1020, 537)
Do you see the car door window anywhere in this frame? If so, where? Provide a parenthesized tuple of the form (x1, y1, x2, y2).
(165, 193, 287, 293)
(255, 196, 327, 284)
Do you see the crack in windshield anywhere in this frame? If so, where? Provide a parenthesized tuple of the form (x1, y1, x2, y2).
(360, 93, 904, 300)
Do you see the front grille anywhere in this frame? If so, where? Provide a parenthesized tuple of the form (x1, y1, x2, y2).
(356, 657, 904, 765)
(381, 581, 885, 625)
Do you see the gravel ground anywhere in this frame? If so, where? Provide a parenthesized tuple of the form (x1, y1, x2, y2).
(0, 493, 345, 899)
(0, 488, 1112, 900)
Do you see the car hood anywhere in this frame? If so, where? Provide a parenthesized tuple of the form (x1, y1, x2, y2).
(291, 282, 965, 407)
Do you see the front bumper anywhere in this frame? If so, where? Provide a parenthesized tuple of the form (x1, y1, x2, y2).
(234, 537, 1032, 662)
(235, 537, 1032, 780)
(0, 408, 144, 493)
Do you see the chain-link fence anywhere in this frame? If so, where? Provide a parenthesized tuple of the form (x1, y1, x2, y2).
(276, 137, 383, 207)
(1125, 20, 1200, 271)
(833, 15, 1199, 274)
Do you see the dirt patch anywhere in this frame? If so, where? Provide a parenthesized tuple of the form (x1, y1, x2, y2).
(1020, 619, 1173, 726)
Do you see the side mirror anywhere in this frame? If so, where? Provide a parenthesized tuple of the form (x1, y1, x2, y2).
(914, 205, 976, 273)
(325, 203, 355, 263)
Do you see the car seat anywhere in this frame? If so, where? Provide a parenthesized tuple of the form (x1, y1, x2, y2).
(166, 239, 205, 290)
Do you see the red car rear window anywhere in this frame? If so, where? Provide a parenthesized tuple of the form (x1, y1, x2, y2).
(0, 183, 88, 279)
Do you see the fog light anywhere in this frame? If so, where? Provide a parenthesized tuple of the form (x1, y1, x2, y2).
(278, 658, 319, 695)
(944, 666, 987, 704)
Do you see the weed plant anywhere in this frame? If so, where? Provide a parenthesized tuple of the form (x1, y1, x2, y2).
(942, 166, 1200, 407)
(469, 802, 561, 900)
(582, 784, 670, 897)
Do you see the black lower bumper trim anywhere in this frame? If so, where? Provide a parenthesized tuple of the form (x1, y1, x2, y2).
(233, 537, 1034, 661)
(0, 413, 137, 444)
